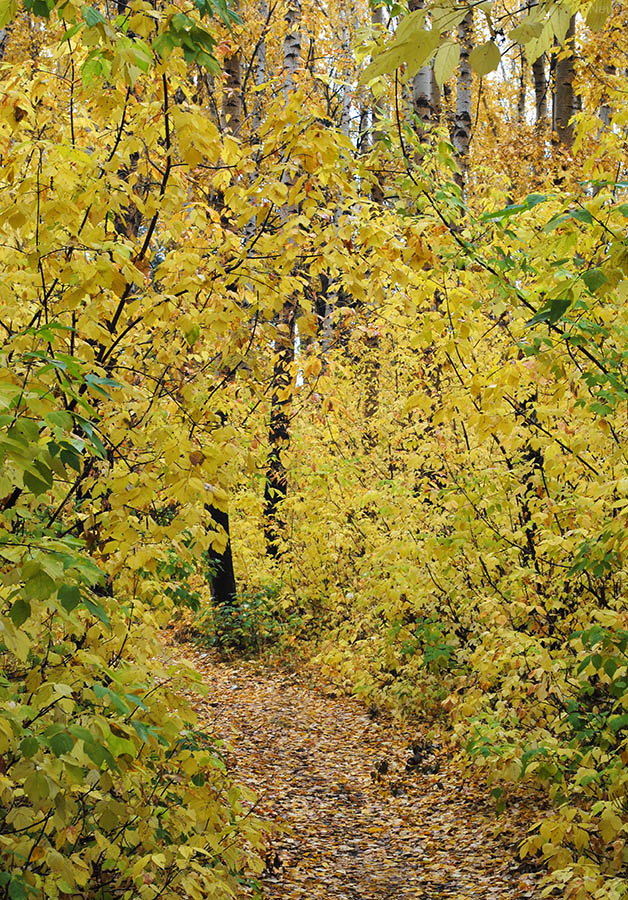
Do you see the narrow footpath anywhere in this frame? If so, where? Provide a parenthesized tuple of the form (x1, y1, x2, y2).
(185, 647, 545, 900)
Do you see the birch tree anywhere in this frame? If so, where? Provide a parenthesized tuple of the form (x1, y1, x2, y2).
(453, 10, 473, 183)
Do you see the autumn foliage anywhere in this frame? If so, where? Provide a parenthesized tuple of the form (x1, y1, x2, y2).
(1, 0, 628, 898)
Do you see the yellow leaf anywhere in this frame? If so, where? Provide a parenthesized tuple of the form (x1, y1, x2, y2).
(468, 41, 501, 76)
(586, 0, 612, 31)
(433, 42, 460, 86)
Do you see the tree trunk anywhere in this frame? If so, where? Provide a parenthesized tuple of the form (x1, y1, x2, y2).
(598, 65, 614, 129)
(553, 15, 576, 147)
(221, 0, 242, 134)
(358, 95, 370, 151)
(362, 332, 381, 451)
(430, 67, 441, 123)
(264, 0, 302, 557)
(453, 10, 473, 185)
(283, 0, 301, 97)
(412, 65, 438, 127)
(0, 25, 10, 60)
(363, 8, 385, 446)
(370, 3, 385, 203)
(206, 502, 237, 607)
(264, 309, 296, 557)
(532, 54, 548, 122)
(216, 20, 241, 601)
(409, 0, 439, 130)
(251, 0, 269, 137)
(340, 20, 352, 136)
(517, 51, 526, 123)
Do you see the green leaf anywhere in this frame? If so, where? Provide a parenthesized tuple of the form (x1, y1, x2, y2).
(468, 41, 500, 76)
(527, 297, 571, 326)
(23, 462, 53, 496)
(60, 445, 82, 472)
(59, 585, 81, 613)
(481, 192, 546, 222)
(24, 771, 49, 802)
(184, 324, 201, 346)
(84, 740, 117, 770)
(20, 737, 39, 758)
(569, 208, 593, 224)
(23, 0, 53, 17)
(9, 597, 31, 627)
(8, 876, 27, 900)
(604, 658, 618, 678)
(24, 569, 56, 601)
(45, 411, 74, 431)
(94, 683, 130, 714)
(609, 714, 628, 733)
(68, 725, 95, 743)
(131, 720, 150, 742)
(82, 4, 105, 26)
(83, 597, 111, 627)
(81, 55, 105, 87)
(48, 731, 75, 757)
(62, 21, 84, 41)
(582, 268, 607, 293)
(194, 0, 242, 25)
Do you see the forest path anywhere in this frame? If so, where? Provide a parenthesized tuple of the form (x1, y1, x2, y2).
(184, 646, 544, 900)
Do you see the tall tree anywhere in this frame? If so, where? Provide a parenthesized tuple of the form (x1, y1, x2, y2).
(213, 11, 242, 610)
(409, 0, 439, 129)
(282, 0, 302, 97)
(517, 50, 527, 123)
(453, 10, 473, 184)
(533, 53, 548, 122)
(264, 0, 302, 557)
(553, 15, 577, 146)
(370, 1, 386, 204)
(221, 0, 242, 134)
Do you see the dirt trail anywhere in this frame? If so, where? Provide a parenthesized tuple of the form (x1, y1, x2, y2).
(186, 648, 544, 900)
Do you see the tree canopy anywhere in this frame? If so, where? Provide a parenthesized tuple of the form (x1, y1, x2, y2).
(1, 0, 628, 898)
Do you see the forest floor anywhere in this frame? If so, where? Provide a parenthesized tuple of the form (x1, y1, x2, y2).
(173, 641, 549, 900)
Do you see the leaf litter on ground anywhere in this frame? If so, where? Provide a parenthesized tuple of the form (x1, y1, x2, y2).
(168, 639, 552, 900)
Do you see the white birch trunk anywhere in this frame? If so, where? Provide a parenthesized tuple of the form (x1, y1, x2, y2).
(453, 10, 473, 181)
(0, 26, 9, 60)
(251, 0, 269, 138)
(283, 0, 302, 97)
(409, 0, 439, 128)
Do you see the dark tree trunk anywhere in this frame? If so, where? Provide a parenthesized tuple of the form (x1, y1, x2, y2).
(517, 51, 526, 122)
(221, 0, 242, 135)
(533, 54, 548, 122)
(370, 2, 385, 204)
(362, 333, 381, 450)
(264, 302, 296, 557)
(206, 503, 237, 606)
(553, 15, 577, 147)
